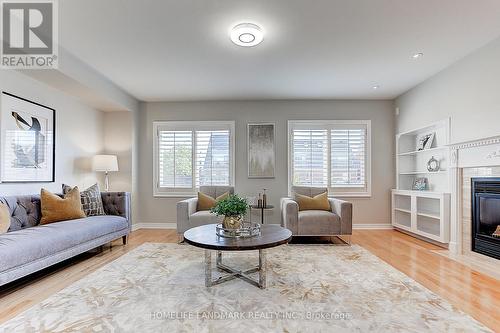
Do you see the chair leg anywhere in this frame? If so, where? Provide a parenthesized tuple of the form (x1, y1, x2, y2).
(122, 235, 128, 245)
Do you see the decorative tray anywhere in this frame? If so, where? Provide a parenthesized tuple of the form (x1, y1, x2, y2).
(215, 222, 261, 238)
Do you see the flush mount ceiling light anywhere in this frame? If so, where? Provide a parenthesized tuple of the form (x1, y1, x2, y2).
(412, 52, 424, 59)
(230, 23, 264, 47)
(372, 85, 380, 90)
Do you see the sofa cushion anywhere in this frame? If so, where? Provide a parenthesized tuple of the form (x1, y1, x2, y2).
(0, 215, 128, 273)
(199, 186, 234, 199)
(40, 188, 86, 225)
(189, 211, 223, 228)
(197, 191, 229, 211)
(298, 210, 340, 235)
(0, 195, 41, 231)
(294, 191, 331, 211)
(0, 203, 10, 234)
(63, 183, 105, 216)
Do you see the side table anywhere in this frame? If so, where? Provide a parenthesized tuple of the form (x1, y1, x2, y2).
(249, 204, 274, 224)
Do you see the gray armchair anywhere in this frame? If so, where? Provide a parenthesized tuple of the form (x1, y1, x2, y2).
(177, 186, 234, 239)
(281, 186, 352, 243)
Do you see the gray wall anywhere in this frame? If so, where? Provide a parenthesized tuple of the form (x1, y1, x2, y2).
(0, 70, 105, 196)
(395, 36, 500, 143)
(103, 112, 133, 192)
(137, 100, 395, 227)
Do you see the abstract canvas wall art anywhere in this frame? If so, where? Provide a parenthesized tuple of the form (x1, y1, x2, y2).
(1, 92, 55, 182)
(248, 123, 275, 178)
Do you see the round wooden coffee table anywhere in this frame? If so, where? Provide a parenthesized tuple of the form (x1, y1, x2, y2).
(184, 224, 292, 289)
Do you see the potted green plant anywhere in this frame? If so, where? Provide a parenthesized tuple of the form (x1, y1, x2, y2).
(211, 194, 248, 229)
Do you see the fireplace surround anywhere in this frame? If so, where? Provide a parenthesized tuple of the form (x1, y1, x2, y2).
(471, 178, 500, 259)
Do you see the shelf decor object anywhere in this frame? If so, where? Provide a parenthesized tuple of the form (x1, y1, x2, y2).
(412, 177, 428, 191)
(427, 156, 440, 172)
(416, 132, 435, 151)
(393, 119, 451, 245)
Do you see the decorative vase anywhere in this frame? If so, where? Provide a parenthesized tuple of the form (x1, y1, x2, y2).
(223, 216, 242, 229)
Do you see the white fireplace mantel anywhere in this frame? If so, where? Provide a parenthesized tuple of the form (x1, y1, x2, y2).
(448, 134, 500, 254)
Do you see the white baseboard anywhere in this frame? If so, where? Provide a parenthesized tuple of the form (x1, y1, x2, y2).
(131, 222, 392, 231)
(352, 223, 393, 230)
(132, 222, 176, 231)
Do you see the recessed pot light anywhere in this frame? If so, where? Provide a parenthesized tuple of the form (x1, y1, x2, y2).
(412, 52, 424, 59)
(230, 23, 264, 47)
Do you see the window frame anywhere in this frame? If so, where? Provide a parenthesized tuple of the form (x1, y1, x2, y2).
(153, 120, 235, 197)
(287, 120, 372, 197)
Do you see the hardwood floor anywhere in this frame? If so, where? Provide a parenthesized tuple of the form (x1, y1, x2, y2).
(352, 230, 500, 331)
(0, 229, 498, 331)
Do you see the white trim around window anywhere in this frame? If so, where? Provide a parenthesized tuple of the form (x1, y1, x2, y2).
(153, 120, 235, 197)
(287, 120, 372, 197)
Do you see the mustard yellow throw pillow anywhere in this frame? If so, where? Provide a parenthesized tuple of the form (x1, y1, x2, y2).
(294, 191, 331, 211)
(0, 203, 10, 234)
(197, 191, 229, 211)
(40, 187, 86, 225)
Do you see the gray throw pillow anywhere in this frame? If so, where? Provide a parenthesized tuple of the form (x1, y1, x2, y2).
(62, 183, 105, 216)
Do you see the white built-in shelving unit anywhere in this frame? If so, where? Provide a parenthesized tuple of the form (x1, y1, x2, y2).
(392, 119, 451, 244)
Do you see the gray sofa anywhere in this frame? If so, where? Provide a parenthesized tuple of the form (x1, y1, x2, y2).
(0, 192, 131, 286)
(281, 186, 352, 242)
(177, 186, 234, 237)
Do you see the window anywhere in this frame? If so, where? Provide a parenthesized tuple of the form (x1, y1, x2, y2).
(288, 120, 371, 196)
(154, 121, 234, 196)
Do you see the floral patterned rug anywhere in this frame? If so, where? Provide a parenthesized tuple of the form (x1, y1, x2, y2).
(0, 243, 490, 332)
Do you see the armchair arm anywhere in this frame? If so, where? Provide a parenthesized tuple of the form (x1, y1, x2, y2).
(328, 198, 352, 235)
(280, 197, 299, 234)
(176, 197, 198, 234)
(101, 192, 131, 231)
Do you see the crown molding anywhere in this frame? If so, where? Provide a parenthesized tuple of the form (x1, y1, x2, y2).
(448, 135, 500, 150)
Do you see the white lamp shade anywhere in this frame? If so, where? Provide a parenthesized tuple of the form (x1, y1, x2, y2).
(93, 155, 119, 172)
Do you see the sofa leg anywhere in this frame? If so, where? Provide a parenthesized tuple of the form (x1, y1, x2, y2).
(122, 235, 128, 245)
(178, 234, 184, 244)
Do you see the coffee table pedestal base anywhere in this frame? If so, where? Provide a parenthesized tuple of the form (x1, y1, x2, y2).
(204, 250, 267, 289)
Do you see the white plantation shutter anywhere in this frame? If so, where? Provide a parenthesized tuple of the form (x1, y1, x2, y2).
(331, 129, 366, 187)
(291, 129, 328, 186)
(195, 130, 230, 187)
(154, 121, 234, 195)
(158, 131, 193, 188)
(289, 121, 370, 196)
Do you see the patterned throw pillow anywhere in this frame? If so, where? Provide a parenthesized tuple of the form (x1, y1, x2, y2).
(62, 183, 105, 216)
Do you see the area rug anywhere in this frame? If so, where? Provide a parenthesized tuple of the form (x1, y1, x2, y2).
(0, 243, 490, 332)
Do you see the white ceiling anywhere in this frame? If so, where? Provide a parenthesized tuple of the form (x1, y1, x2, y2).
(59, 0, 500, 101)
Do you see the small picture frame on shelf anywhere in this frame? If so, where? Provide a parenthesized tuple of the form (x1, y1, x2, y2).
(416, 132, 435, 151)
(412, 177, 428, 191)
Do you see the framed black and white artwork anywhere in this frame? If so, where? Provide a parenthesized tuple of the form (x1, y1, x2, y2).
(416, 132, 435, 151)
(247, 123, 275, 178)
(0, 92, 55, 183)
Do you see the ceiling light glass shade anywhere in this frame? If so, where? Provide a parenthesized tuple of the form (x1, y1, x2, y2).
(230, 23, 264, 47)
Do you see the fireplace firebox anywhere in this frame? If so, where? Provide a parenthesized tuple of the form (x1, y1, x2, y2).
(471, 178, 500, 260)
